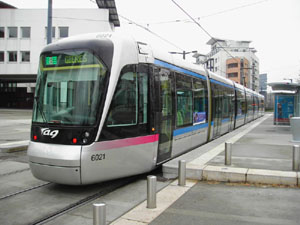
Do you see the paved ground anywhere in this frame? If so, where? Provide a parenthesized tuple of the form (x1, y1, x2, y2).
(2, 110, 300, 225)
(150, 181, 300, 225)
(114, 114, 300, 225)
(208, 116, 295, 171)
(0, 109, 32, 151)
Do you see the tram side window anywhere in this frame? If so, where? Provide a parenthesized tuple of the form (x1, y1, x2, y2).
(193, 78, 207, 124)
(107, 68, 138, 126)
(211, 83, 222, 121)
(139, 72, 148, 124)
(236, 90, 244, 116)
(176, 74, 193, 127)
(222, 87, 230, 120)
(247, 93, 253, 112)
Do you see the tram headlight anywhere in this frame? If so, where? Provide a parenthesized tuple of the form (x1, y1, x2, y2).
(82, 138, 88, 144)
(84, 131, 90, 138)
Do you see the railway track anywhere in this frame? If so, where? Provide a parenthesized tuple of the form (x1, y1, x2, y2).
(0, 182, 51, 201)
(30, 176, 137, 225)
(0, 173, 148, 225)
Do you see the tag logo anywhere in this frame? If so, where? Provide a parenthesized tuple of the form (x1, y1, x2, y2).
(41, 128, 59, 139)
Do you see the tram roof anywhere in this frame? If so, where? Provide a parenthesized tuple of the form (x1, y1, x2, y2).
(96, 0, 120, 27)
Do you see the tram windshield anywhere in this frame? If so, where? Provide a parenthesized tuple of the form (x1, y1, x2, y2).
(32, 50, 107, 125)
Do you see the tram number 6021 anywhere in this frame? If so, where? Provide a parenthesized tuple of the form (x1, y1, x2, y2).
(91, 154, 106, 161)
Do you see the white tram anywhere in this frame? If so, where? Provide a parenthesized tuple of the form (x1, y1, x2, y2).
(28, 32, 264, 185)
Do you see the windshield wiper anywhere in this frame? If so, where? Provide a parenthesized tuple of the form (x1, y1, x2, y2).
(34, 96, 49, 126)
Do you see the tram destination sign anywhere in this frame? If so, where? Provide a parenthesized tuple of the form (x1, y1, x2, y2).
(44, 52, 95, 67)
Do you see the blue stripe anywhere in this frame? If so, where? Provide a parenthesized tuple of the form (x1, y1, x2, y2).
(154, 59, 207, 80)
(173, 123, 208, 136)
(222, 118, 230, 123)
(236, 115, 245, 119)
(210, 79, 234, 89)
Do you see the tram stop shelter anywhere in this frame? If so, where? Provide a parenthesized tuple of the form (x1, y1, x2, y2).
(269, 81, 300, 142)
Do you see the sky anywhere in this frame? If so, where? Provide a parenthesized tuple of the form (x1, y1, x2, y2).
(3, 0, 300, 83)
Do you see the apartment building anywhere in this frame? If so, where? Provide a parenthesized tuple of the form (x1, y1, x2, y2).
(197, 37, 259, 91)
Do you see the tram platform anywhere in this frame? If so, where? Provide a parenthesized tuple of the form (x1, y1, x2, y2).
(112, 114, 300, 225)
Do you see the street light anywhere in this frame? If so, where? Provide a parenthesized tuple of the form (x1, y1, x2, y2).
(284, 78, 293, 83)
(169, 50, 198, 60)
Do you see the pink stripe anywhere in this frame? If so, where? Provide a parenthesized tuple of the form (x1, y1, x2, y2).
(97, 134, 159, 151)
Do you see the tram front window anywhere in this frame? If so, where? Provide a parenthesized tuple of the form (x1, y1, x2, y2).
(33, 50, 107, 126)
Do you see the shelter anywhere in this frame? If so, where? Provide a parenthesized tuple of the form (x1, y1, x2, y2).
(268, 82, 300, 125)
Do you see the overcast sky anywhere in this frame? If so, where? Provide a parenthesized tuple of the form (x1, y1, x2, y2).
(3, 0, 300, 83)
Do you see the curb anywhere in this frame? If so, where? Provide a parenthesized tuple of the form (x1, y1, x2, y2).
(166, 164, 300, 187)
(0, 145, 28, 153)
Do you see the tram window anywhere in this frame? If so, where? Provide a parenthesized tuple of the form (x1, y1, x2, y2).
(222, 88, 230, 119)
(139, 72, 148, 124)
(107, 68, 138, 127)
(211, 83, 223, 121)
(176, 74, 192, 127)
(236, 90, 244, 116)
(193, 79, 206, 124)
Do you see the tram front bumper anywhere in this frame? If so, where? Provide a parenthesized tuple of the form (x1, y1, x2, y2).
(28, 141, 82, 185)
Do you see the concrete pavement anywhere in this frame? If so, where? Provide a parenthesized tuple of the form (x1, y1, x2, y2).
(0, 109, 31, 152)
(114, 114, 300, 225)
(1, 110, 300, 225)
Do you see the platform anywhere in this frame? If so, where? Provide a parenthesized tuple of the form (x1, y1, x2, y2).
(113, 114, 300, 225)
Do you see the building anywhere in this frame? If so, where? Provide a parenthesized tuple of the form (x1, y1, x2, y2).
(226, 57, 249, 87)
(0, 0, 119, 108)
(259, 73, 268, 92)
(258, 73, 268, 106)
(196, 37, 259, 91)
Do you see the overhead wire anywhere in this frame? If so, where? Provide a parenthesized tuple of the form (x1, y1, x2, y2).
(148, 0, 268, 25)
(87, 0, 184, 51)
(119, 14, 184, 51)
(171, 0, 240, 64)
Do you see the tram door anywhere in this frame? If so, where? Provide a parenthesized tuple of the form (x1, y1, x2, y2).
(154, 67, 174, 164)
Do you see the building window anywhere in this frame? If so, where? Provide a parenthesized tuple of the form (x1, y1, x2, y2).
(0, 51, 4, 62)
(21, 27, 31, 38)
(227, 63, 238, 69)
(59, 27, 69, 38)
(21, 51, 30, 62)
(227, 73, 238, 78)
(45, 27, 55, 38)
(8, 51, 17, 62)
(0, 27, 4, 38)
(8, 27, 18, 38)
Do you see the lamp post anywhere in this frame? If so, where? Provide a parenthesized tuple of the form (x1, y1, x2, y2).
(47, 0, 52, 44)
(284, 78, 293, 83)
(169, 50, 198, 60)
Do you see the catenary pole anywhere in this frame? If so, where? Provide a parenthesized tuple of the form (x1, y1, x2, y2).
(47, 0, 52, 44)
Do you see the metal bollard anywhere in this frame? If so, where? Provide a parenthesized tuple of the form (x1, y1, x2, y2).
(293, 145, 300, 171)
(147, 175, 157, 209)
(178, 160, 186, 186)
(225, 142, 232, 165)
(93, 203, 106, 225)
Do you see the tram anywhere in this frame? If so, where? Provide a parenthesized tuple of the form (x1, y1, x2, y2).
(28, 32, 264, 185)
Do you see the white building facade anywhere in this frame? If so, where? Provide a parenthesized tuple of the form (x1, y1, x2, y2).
(199, 38, 259, 91)
(0, 5, 118, 107)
